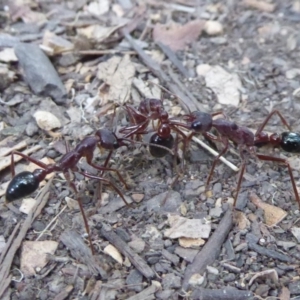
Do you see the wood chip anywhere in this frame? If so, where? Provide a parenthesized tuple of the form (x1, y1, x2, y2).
(21, 241, 58, 276)
(250, 193, 287, 226)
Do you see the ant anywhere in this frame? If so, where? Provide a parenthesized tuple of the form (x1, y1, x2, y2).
(5, 128, 175, 254)
(5, 128, 131, 255)
(120, 98, 187, 158)
(175, 110, 300, 209)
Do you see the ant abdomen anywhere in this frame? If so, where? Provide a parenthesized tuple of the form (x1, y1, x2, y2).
(149, 133, 174, 158)
(281, 132, 300, 153)
(6, 171, 40, 203)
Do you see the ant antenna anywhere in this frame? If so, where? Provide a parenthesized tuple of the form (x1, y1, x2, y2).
(146, 80, 191, 114)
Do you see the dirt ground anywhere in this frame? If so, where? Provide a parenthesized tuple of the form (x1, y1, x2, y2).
(1, 0, 300, 299)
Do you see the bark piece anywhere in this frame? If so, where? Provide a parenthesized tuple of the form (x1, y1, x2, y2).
(182, 208, 233, 291)
(100, 223, 155, 279)
(14, 43, 67, 104)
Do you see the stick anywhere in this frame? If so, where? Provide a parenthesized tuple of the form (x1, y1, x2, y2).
(182, 208, 233, 292)
(192, 136, 239, 172)
(100, 223, 155, 279)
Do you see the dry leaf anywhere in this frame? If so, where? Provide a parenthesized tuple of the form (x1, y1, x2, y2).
(104, 244, 123, 264)
(132, 78, 161, 99)
(97, 55, 135, 104)
(196, 65, 242, 107)
(77, 23, 125, 43)
(250, 193, 287, 226)
(165, 215, 211, 239)
(179, 237, 205, 248)
(21, 241, 58, 276)
(279, 286, 290, 300)
(87, 0, 110, 16)
(65, 196, 79, 210)
(33, 111, 62, 131)
(291, 227, 300, 243)
(153, 20, 205, 51)
(243, 0, 276, 12)
(42, 31, 74, 55)
(234, 211, 250, 230)
(19, 198, 36, 214)
(9, 3, 47, 23)
(0, 48, 18, 62)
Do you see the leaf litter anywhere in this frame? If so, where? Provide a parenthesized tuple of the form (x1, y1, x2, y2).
(1, 0, 300, 299)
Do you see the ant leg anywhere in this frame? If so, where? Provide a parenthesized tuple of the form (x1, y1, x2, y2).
(233, 146, 248, 207)
(256, 153, 300, 208)
(120, 121, 150, 138)
(64, 171, 95, 255)
(205, 135, 229, 188)
(78, 171, 130, 206)
(10, 150, 50, 176)
(255, 110, 293, 137)
(88, 162, 128, 189)
(86, 151, 128, 189)
(211, 111, 227, 119)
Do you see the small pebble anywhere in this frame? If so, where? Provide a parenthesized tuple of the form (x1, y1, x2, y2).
(126, 269, 143, 292)
(147, 256, 160, 265)
(223, 273, 236, 283)
(128, 238, 145, 253)
(235, 242, 248, 252)
(206, 266, 219, 275)
(164, 239, 172, 248)
(32, 220, 46, 232)
(162, 273, 182, 289)
(209, 207, 223, 218)
(156, 289, 174, 300)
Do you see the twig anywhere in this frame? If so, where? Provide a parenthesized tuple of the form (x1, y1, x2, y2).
(182, 208, 233, 292)
(122, 31, 200, 112)
(100, 223, 155, 279)
(126, 281, 161, 300)
(60, 230, 107, 278)
(191, 287, 254, 300)
(53, 285, 74, 300)
(156, 42, 191, 78)
(36, 205, 67, 241)
(191, 136, 239, 172)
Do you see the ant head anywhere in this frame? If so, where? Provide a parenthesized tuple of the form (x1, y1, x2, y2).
(6, 171, 41, 203)
(160, 111, 169, 122)
(190, 111, 212, 132)
(158, 123, 171, 138)
(96, 129, 121, 150)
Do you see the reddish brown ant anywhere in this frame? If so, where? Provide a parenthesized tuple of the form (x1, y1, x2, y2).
(176, 110, 300, 208)
(6, 129, 131, 255)
(5, 127, 175, 254)
(120, 98, 188, 158)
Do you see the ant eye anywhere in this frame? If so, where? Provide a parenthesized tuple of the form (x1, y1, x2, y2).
(231, 123, 238, 130)
(191, 121, 202, 131)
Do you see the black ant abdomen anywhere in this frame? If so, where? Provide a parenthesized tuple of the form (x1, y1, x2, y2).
(281, 132, 300, 153)
(149, 133, 174, 158)
(6, 171, 40, 203)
